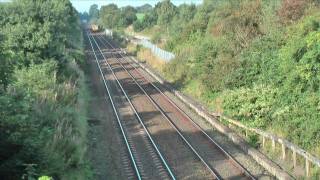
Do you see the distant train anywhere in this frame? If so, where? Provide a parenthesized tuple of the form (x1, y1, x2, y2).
(91, 24, 100, 32)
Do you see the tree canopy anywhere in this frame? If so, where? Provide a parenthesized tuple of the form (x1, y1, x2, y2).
(98, 4, 137, 29)
(136, 3, 153, 13)
(89, 4, 99, 23)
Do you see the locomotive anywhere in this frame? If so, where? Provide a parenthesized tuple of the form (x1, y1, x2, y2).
(91, 24, 99, 32)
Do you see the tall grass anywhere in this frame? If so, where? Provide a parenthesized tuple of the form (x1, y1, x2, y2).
(132, 44, 167, 73)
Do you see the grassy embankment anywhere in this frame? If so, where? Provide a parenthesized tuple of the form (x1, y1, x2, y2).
(127, 43, 166, 73)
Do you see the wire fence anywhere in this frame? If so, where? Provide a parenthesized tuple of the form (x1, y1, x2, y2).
(106, 28, 175, 61)
(138, 39, 175, 62)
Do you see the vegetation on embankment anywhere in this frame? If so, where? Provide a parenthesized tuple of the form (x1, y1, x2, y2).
(127, 43, 166, 73)
(85, 0, 320, 157)
(0, 0, 91, 179)
(134, 0, 320, 157)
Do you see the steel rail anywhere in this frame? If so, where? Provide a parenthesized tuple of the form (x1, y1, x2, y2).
(99, 34, 256, 179)
(86, 32, 142, 180)
(90, 33, 176, 180)
(95, 35, 222, 179)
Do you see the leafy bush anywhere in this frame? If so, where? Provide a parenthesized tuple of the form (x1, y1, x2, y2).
(133, 20, 144, 32)
(279, 14, 320, 94)
(0, 0, 90, 179)
(221, 13, 320, 151)
(112, 31, 127, 48)
(154, 0, 320, 155)
(0, 62, 84, 179)
(125, 0, 320, 156)
(278, 0, 307, 24)
(221, 85, 278, 128)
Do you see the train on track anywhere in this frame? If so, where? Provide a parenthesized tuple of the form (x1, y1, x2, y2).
(90, 24, 100, 32)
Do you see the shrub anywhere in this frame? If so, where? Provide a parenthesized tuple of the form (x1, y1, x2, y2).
(0, 1, 90, 178)
(221, 85, 278, 128)
(278, 0, 307, 24)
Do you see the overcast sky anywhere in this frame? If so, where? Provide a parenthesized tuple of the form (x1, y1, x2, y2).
(70, 0, 203, 12)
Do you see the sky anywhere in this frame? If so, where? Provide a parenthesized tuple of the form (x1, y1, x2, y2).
(70, 0, 203, 12)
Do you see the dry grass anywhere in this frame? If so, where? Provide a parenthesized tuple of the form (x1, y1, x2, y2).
(137, 47, 167, 73)
(126, 43, 137, 55)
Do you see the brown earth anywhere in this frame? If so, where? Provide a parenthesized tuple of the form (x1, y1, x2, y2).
(85, 37, 126, 180)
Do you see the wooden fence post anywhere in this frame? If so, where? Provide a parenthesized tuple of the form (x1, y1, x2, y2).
(262, 136, 266, 148)
(293, 151, 297, 168)
(282, 143, 286, 159)
(306, 159, 310, 177)
(216, 115, 320, 177)
(272, 139, 276, 151)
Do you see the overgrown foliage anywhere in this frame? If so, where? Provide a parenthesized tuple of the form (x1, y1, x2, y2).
(0, 0, 90, 179)
(123, 0, 320, 157)
(136, 4, 152, 13)
(88, 4, 99, 23)
(98, 4, 137, 29)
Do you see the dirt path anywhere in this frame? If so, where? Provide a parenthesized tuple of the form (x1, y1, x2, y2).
(85, 42, 125, 180)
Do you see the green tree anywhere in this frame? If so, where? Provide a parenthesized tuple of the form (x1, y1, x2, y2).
(136, 4, 152, 13)
(0, 0, 89, 178)
(133, 20, 144, 32)
(89, 4, 99, 23)
(191, 0, 216, 33)
(155, 0, 177, 26)
(0, 34, 12, 90)
(99, 4, 120, 29)
(1, 0, 78, 68)
(177, 4, 196, 23)
(133, 9, 157, 31)
(119, 6, 137, 27)
(79, 12, 89, 22)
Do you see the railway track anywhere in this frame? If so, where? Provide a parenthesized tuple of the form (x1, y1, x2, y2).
(102, 36, 260, 179)
(86, 32, 175, 180)
(94, 33, 258, 180)
(89, 33, 214, 179)
(87, 31, 258, 179)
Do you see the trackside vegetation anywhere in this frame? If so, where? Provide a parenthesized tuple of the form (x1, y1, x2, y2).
(91, 0, 320, 158)
(156, 0, 320, 156)
(0, 0, 91, 179)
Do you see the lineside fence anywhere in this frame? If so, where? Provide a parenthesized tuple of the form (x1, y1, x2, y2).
(137, 39, 175, 62)
(107, 29, 175, 61)
(216, 114, 320, 177)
